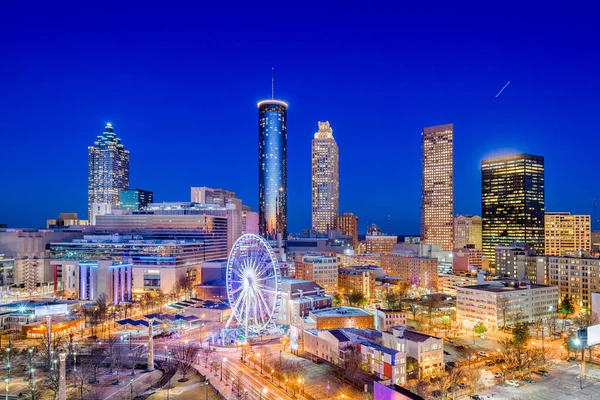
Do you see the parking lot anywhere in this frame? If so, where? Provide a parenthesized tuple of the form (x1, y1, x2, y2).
(478, 361, 600, 399)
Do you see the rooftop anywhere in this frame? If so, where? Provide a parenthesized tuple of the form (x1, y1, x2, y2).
(310, 306, 372, 318)
(391, 327, 441, 342)
(459, 282, 553, 292)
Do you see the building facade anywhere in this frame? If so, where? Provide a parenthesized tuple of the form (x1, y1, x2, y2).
(294, 254, 339, 293)
(456, 281, 558, 330)
(338, 213, 359, 252)
(438, 273, 479, 296)
(454, 215, 482, 249)
(383, 327, 444, 378)
(481, 154, 545, 266)
(119, 189, 154, 211)
(545, 212, 591, 256)
(276, 278, 332, 326)
(548, 253, 600, 308)
(338, 267, 377, 299)
(312, 122, 339, 233)
(301, 306, 374, 330)
(87, 123, 130, 220)
(366, 234, 397, 254)
(78, 261, 132, 303)
(258, 99, 288, 240)
(421, 124, 454, 251)
(375, 309, 408, 333)
(452, 245, 483, 272)
(380, 253, 438, 289)
(47, 213, 89, 229)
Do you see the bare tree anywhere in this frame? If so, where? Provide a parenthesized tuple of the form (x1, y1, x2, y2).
(70, 364, 93, 400)
(497, 297, 510, 330)
(87, 342, 107, 384)
(129, 343, 147, 375)
(173, 341, 201, 382)
(37, 332, 65, 371)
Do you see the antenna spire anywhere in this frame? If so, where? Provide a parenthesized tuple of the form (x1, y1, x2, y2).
(271, 68, 275, 99)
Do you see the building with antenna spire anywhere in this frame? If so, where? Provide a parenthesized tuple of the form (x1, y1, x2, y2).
(312, 121, 339, 233)
(87, 123, 130, 220)
(258, 71, 288, 241)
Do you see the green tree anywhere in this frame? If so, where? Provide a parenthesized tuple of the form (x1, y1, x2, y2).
(559, 295, 575, 319)
(384, 290, 401, 310)
(333, 292, 342, 306)
(347, 292, 367, 308)
(474, 322, 488, 335)
(512, 322, 531, 377)
(441, 315, 451, 332)
(406, 356, 419, 376)
(563, 332, 579, 357)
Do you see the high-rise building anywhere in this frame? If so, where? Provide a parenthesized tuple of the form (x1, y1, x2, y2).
(380, 252, 438, 289)
(544, 212, 591, 256)
(87, 123, 130, 220)
(294, 254, 338, 293)
(191, 187, 237, 207)
(312, 121, 339, 233)
(338, 213, 359, 251)
(481, 154, 545, 265)
(47, 213, 89, 229)
(120, 189, 154, 211)
(454, 215, 482, 249)
(258, 98, 288, 240)
(549, 253, 600, 308)
(421, 124, 454, 251)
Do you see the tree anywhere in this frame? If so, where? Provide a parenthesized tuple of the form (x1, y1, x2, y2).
(563, 332, 579, 358)
(559, 295, 575, 319)
(333, 292, 343, 306)
(406, 356, 419, 378)
(173, 275, 195, 301)
(129, 343, 147, 375)
(441, 315, 451, 332)
(87, 342, 107, 384)
(37, 332, 65, 372)
(384, 290, 401, 310)
(173, 341, 201, 382)
(421, 297, 442, 325)
(70, 364, 93, 400)
(497, 297, 510, 330)
(512, 322, 531, 376)
(573, 309, 598, 330)
(346, 292, 367, 308)
(473, 323, 488, 336)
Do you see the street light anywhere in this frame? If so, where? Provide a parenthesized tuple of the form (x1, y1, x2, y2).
(4, 378, 8, 400)
(220, 358, 227, 381)
(129, 377, 134, 400)
(260, 388, 267, 400)
(270, 369, 274, 381)
(204, 379, 210, 400)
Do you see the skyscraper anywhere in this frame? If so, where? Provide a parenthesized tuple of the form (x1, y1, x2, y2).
(88, 123, 129, 219)
(312, 121, 339, 233)
(258, 96, 288, 240)
(338, 212, 359, 251)
(420, 124, 454, 251)
(481, 154, 545, 265)
(454, 215, 482, 249)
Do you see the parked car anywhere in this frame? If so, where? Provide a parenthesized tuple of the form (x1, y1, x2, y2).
(311, 356, 321, 363)
(478, 351, 488, 357)
(458, 383, 469, 389)
(456, 345, 465, 351)
(445, 337, 455, 343)
(567, 357, 577, 362)
(534, 370, 549, 377)
(444, 350, 451, 356)
(471, 396, 484, 400)
(495, 358, 506, 364)
(506, 380, 520, 387)
(523, 377, 535, 383)
(446, 361, 457, 368)
(485, 360, 495, 367)
(431, 390, 443, 398)
(494, 372, 504, 379)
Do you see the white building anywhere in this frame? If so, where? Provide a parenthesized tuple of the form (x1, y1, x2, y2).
(456, 281, 558, 330)
(275, 278, 332, 326)
(375, 309, 408, 332)
(549, 253, 600, 308)
(382, 326, 444, 378)
(78, 261, 132, 303)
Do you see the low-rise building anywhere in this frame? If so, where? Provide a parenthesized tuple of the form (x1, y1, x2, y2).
(295, 254, 338, 293)
(382, 327, 444, 378)
(366, 234, 397, 254)
(339, 253, 381, 267)
(452, 245, 482, 272)
(276, 278, 332, 326)
(549, 253, 600, 308)
(438, 272, 480, 296)
(338, 267, 378, 299)
(380, 253, 438, 289)
(301, 306, 374, 330)
(374, 382, 425, 400)
(495, 244, 547, 284)
(375, 309, 408, 332)
(456, 281, 558, 330)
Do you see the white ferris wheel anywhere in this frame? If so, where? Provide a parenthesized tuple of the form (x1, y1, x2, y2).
(225, 234, 281, 340)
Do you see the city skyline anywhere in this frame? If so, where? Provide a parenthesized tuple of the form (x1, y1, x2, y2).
(2, 3, 599, 234)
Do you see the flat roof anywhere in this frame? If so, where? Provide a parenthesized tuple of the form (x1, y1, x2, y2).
(459, 283, 554, 292)
(311, 306, 372, 317)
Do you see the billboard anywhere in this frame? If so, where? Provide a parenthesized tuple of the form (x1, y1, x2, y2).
(587, 324, 600, 347)
(35, 303, 68, 317)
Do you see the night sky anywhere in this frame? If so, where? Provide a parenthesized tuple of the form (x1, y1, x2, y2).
(1, 1, 599, 233)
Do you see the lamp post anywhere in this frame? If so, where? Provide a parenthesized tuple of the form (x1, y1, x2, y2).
(260, 388, 267, 400)
(298, 377, 304, 398)
(243, 388, 248, 400)
(203, 379, 209, 400)
(285, 378, 288, 393)
(129, 377, 134, 400)
(4, 378, 8, 400)
(30, 368, 35, 400)
(270, 369, 274, 382)
(220, 358, 227, 381)
(74, 349, 77, 372)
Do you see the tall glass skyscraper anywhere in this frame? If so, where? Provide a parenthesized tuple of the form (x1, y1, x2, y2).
(120, 189, 154, 211)
(312, 121, 339, 233)
(87, 123, 130, 219)
(258, 99, 288, 240)
(420, 124, 454, 251)
(481, 154, 545, 265)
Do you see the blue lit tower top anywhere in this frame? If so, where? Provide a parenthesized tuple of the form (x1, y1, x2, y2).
(258, 95, 288, 241)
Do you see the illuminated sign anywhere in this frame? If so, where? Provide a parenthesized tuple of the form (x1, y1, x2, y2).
(35, 303, 68, 317)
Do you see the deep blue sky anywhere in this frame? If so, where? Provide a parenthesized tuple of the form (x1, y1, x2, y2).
(1, 1, 599, 233)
